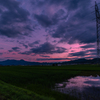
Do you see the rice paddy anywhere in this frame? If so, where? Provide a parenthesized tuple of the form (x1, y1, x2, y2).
(0, 64, 99, 100)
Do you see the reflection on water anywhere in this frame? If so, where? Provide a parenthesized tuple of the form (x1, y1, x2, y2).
(55, 75, 100, 100)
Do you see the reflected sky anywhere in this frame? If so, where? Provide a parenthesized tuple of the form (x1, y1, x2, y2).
(55, 75, 100, 100)
(56, 75, 100, 89)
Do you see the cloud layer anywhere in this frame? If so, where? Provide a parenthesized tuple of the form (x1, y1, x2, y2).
(0, 0, 99, 62)
(20, 42, 67, 55)
(0, 0, 31, 38)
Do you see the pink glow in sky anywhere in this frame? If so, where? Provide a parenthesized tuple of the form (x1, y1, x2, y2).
(0, 0, 99, 62)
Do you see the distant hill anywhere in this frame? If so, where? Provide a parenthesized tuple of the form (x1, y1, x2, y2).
(0, 59, 42, 66)
(61, 58, 100, 65)
(0, 58, 99, 66)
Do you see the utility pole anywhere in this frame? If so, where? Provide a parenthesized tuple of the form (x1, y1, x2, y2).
(95, 1, 100, 63)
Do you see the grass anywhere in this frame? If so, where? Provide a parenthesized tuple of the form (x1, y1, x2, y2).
(0, 64, 99, 100)
(0, 80, 54, 100)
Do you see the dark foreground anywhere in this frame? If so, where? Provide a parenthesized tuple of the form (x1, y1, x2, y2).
(0, 64, 99, 100)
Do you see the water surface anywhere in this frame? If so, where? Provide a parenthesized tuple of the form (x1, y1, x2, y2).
(55, 75, 100, 100)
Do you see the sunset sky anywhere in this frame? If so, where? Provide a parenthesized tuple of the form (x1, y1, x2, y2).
(0, 0, 99, 62)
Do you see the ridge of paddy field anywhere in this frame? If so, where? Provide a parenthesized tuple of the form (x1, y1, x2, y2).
(0, 64, 99, 100)
(0, 80, 54, 100)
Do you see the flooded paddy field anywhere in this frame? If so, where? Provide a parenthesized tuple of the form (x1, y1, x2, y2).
(55, 75, 100, 100)
(0, 64, 99, 100)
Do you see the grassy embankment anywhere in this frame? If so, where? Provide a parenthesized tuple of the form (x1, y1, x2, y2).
(0, 80, 54, 100)
(0, 64, 99, 100)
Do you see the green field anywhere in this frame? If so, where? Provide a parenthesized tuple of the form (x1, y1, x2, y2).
(0, 64, 100, 100)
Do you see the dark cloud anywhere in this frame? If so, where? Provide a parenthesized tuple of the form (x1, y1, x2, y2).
(30, 42, 66, 54)
(0, 0, 19, 11)
(0, 28, 22, 38)
(67, 31, 96, 44)
(20, 42, 66, 55)
(51, 9, 66, 23)
(65, 0, 91, 11)
(0, 0, 31, 38)
(0, 53, 3, 55)
(86, 49, 97, 56)
(55, 47, 67, 53)
(24, 25, 34, 31)
(31, 0, 66, 8)
(69, 48, 97, 57)
(88, 49, 96, 52)
(52, 23, 67, 38)
(9, 47, 20, 52)
(37, 58, 68, 61)
(8, 50, 13, 52)
(18, 42, 28, 48)
(22, 44, 28, 49)
(34, 9, 65, 27)
(52, 40, 57, 43)
(34, 14, 52, 27)
(81, 44, 95, 49)
(31, 0, 88, 10)
(49, 0, 66, 5)
(69, 51, 87, 57)
(31, 0, 96, 45)
(0, 7, 29, 24)
(0, 0, 30, 23)
(90, 52, 97, 56)
(19, 51, 31, 55)
(23, 44, 28, 49)
(52, 20, 96, 44)
(28, 40, 40, 47)
(50, 0, 96, 44)
(66, 0, 80, 10)
(40, 55, 50, 57)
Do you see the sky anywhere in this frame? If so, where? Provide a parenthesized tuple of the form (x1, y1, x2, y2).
(0, 0, 99, 62)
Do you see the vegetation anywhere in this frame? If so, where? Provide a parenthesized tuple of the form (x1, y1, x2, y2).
(0, 64, 99, 100)
(0, 80, 54, 100)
